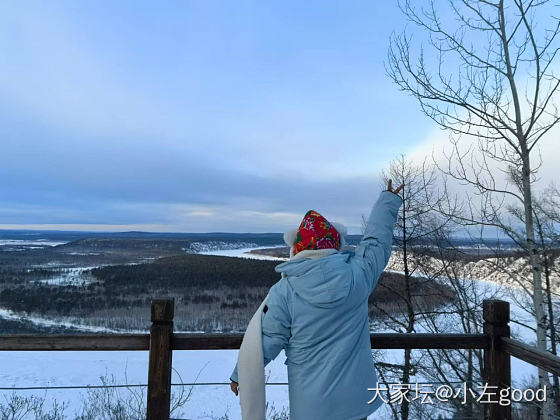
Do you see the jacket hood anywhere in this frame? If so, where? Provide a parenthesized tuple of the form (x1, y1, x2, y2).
(274, 252, 352, 308)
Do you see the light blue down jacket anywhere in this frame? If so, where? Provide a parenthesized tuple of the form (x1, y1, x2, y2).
(230, 190, 403, 420)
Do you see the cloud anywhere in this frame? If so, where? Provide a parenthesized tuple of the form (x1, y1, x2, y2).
(407, 121, 560, 194)
(0, 2, 433, 232)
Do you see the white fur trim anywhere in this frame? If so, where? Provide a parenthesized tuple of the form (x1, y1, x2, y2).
(283, 229, 299, 247)
(290, 248, 339, 260)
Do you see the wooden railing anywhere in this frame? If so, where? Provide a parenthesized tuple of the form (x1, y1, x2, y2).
(1, 298, 560, 420)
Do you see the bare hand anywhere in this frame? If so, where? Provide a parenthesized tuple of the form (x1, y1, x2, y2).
(230, 381, 239, 396)
(387, 179, 405, 195)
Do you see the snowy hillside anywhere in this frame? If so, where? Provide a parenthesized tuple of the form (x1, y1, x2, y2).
(386, 250, 560, 294)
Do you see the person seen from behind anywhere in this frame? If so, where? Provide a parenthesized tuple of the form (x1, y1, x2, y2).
(229, 179, 404, 420)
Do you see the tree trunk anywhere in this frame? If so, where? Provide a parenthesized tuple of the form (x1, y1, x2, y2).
(520, 151, 554, 419)
(542, 241, 560, 414)
(401, 184, 412, 420)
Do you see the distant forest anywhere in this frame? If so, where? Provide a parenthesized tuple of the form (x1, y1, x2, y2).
(0, 253, 454, 332)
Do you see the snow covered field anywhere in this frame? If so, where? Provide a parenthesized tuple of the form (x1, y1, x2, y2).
(37, 267, 97, 286)
(198, 245, 287, 261)
(0, 349, 291, 419)
(0, 239, 68, 248)
(0, 245, 550, 419)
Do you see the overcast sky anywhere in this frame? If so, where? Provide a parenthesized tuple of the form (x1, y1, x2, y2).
(1, 1, 556, 234)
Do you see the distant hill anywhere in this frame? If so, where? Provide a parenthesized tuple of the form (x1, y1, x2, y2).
(0, 229, 522, 251)
(0, 229, 286, 245)
(56, 237, 273, 253)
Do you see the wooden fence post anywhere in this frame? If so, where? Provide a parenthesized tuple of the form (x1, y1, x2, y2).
(147, 298, 174, 420)
(483, 299, 511, 420)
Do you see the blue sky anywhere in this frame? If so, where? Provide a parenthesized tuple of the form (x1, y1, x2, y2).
(0, 1, 439, 233)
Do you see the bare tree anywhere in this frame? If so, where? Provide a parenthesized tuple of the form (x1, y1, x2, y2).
(387, 1, 560, 417)
(372, 155, 494, 419)
(378, 155, 445, 420)
(414, 227, 499, 420)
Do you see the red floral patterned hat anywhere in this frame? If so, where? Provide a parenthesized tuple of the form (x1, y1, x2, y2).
(292, 210, 341, 256)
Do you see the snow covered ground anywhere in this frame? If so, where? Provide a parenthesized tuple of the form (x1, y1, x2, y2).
(198, 245, 287, 261)
(0, 239, 68, 247)
(188, 241, 261, 253)
(0, 245, 551, 419)
(0, 347, 404, 418)
(37, 267, 98, 286)
(0, 308, 146, 334)
(0, 349, 290, 419)
(0, 239, 69, 252)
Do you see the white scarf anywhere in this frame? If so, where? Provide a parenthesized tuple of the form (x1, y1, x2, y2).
(237, 248, 338, 420)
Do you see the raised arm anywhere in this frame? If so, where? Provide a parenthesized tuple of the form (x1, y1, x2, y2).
(229, 278, 292, 389)
(353, 180, 404, 295)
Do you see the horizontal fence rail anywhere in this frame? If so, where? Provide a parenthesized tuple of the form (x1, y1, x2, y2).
(1, 298, 559, 420)
(0, 334, 150, 351)
(500, 336, 560, 376)
(0, 332, 490, 351)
